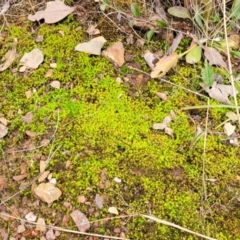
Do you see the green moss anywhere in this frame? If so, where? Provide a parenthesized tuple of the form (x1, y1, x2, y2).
(1, 18, 240, 240)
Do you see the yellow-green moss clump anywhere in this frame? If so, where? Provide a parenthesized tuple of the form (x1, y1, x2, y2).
(0, 17, 240, 240)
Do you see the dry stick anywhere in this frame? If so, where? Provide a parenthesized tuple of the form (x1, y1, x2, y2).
(0, 210, 216, 240)
(222, 0, 240, 125)
(0, 109, 61, 205)
(141, 214, 216, 240)
(0, 212, 129, 240)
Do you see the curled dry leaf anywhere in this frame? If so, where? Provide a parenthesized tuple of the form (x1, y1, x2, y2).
(28, 0, 75, 24)
(0, 38, 18, 72)
(143, 51, 158, 69)
(167, 32, 183, 54)
(200, 82, 238, 104)
(0, 176, 8, 191)
(0, 123, 8, 139)
(203, 46, 228, 70)
(151, 53, 178, 78)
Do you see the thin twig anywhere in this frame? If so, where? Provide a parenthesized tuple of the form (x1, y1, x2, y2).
(222, 0, 240, 125)
(141, 214, 217, 240)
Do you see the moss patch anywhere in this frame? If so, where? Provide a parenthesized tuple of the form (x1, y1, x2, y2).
(0, 16, 240, 240)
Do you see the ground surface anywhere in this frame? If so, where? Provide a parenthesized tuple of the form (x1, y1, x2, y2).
(0, 1, 240, 239)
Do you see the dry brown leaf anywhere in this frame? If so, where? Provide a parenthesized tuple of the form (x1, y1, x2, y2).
(0, 38, 18, 72)
(45, 69, 53, 78)
(21, 112, 34, 124)
(154, 0, 168, 22)
(0, 176, 8, 191)
(108, 206, 119, 215)
(0, 123, 8, 139)
(143, 51, 159, 69)
(156, 92, 167, 101)
(13, 173, 28, 181)
(28, 1, 75, 24)
(151, 53, 178, 78)
(25, 90, 32, 99)
(167, 32, 183, 54)
(19, 48, 44, 72)
(20, 163, 27, 175)
(204, 46, 228, 70)
(0, 117, 9, 126)
(102, 42, 125, 67)
(75, 36, 107, 55)
(86, 25, 100, 35)
(50, 80, 61, 89)
(200, 82, 238, 104)
(153, 123, 166, 130)
(36, 35, 44, 43)
(164, 126, 174, 138)
(224, 122, 236, 136)
(25, 130, 37, 137)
